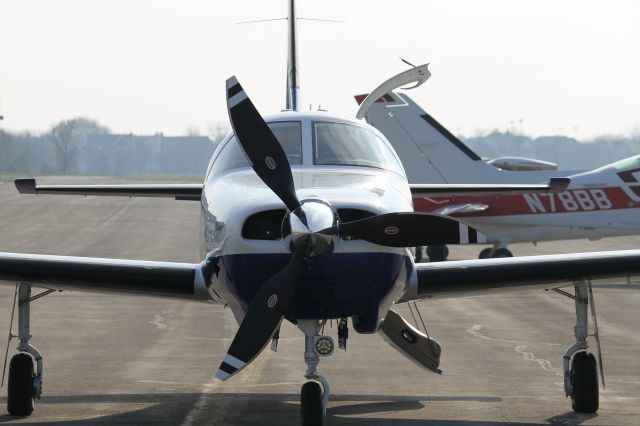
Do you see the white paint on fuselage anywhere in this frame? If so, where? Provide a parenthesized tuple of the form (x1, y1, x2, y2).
(203, 167, 412, 256)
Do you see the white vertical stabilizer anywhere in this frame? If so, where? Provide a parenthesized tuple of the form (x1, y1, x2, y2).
(358, 91, 572, 184)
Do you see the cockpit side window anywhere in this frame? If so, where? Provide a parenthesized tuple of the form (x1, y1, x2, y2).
(207, 121, 302, 181)
(312, 121, 405, 176)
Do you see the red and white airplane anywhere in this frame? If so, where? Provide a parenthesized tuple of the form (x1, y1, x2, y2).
(358, 64, 640, 261)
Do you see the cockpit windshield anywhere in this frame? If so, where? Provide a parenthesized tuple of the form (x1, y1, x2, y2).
(208, 121, 302, 179)
(313, 121, 405, 175)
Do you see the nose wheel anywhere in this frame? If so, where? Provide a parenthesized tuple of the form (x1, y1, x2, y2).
(301, 381, 323, 426)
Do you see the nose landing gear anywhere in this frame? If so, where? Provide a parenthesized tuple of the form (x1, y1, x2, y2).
(297, 320, 334, 426)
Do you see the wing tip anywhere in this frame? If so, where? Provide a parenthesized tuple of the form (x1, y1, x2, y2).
(15, 178, 36, 194)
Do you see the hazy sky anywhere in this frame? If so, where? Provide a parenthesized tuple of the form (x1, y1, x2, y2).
(1, 0, 639, 139)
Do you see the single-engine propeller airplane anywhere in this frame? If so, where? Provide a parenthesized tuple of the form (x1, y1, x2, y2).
(357, 64, 640, 261)
(3, 2, 640, 425)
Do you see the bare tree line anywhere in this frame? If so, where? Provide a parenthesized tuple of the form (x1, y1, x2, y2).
(0, 118, 227, 176)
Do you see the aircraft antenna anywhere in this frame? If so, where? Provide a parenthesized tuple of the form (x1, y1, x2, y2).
(286, 0, 299, 111)
(238, 0, 342, 112)
(400, 57, 417, 68)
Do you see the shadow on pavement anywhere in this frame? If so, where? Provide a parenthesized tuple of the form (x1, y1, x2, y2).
(0, 392, 594, 425)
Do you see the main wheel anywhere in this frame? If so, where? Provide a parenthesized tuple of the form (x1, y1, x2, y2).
(478, 248, 493, 259)
(571, 351, 599, 413)
(415, 246, 424, 263)
(7, 353, 35, 416)
(491, 248, 513, 258)
(300, 381, 323, 426)
(427, 245, 449, 262)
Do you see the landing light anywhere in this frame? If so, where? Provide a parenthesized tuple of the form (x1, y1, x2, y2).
(314, 336, 334, 357)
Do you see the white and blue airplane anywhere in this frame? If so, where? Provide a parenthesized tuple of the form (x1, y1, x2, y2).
(2, 2, 640, 424)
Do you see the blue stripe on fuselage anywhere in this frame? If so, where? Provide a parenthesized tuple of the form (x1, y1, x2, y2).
(217, 252, 410, 326)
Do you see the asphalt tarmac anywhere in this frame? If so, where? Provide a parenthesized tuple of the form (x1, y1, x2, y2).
(0, 177, 639, 425)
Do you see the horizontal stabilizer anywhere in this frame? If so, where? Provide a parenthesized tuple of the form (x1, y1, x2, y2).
(410, 177, 570, 197)
(15, 178, 203, 200)
(432, 203, 489, 216)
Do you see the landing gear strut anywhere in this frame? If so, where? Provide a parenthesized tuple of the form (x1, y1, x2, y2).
(552, 281, 603, 413)
(298, 320, 333, 426)
(3, 284, 46, 416)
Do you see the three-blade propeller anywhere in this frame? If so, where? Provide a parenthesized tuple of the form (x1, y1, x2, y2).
(216, 76, 487, 381)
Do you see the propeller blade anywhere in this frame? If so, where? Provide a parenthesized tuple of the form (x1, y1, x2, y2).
(225, 76, 301, 212)
(216, 254, 304, 381)
(325, 212, 487, 247)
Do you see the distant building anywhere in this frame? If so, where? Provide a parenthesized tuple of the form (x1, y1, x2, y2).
(73, 133, 217, 176)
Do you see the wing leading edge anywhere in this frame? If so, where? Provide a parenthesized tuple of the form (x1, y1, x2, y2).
(15, 178, 203, 201)
(0, 252, 215, 301)
(408, 249, 640, 301)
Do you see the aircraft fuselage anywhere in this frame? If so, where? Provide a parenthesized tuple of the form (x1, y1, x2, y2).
(199, 112, 414, 333)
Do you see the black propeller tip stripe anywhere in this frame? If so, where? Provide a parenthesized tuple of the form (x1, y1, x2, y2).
(227, 82, 243, 99)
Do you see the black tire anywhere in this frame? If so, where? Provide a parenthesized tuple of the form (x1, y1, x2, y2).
(491, 248, 513, 258)
(427, 245, 449, 262)
(300, 381, 323, 426)
(415, 246, 424, 263)
(478, 248, 493, 259)
(7, 353, 35, 416)
(571, 351, 599, 413)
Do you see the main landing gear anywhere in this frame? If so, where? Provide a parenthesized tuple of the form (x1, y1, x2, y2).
(297, 320, 335, 426)
(478, 243, 513, 259)
(415, 245, 449, 262)
(2, 284, 49, 416)
(552, 281, 603, 413)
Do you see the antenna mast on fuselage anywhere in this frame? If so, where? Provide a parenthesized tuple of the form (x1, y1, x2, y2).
(286, 0, 299, 111)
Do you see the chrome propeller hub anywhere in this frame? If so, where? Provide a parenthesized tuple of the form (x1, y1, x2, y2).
(285, 199, 338, 258)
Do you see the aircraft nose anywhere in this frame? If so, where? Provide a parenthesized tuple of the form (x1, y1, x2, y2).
(286, 200, 338, 258)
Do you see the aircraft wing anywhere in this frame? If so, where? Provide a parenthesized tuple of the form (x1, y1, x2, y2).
(407, 249, 640, 301)
(15, 178, 203, 201)
(0, 252, 211, 301)
(410, 177, 569, 197)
